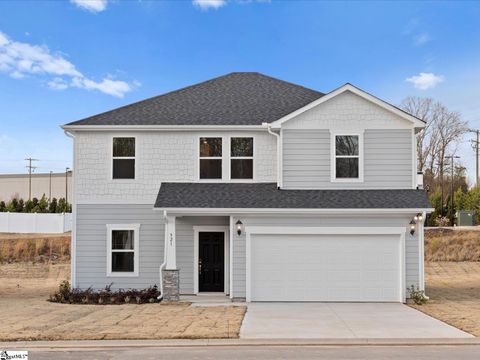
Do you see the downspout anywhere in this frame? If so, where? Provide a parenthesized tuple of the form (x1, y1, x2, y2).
(158, 210, 168, 300)
(64, 130, 76, 287)
(263, 123, 281, 189)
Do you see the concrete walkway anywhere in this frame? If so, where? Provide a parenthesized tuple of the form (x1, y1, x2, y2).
(240, 303, 473, 339)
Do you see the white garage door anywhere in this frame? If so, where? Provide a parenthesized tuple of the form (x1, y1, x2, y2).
(250, 234, 402, 302)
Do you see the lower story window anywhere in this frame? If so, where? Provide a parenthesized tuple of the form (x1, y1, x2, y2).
(107, 224, 140, 276)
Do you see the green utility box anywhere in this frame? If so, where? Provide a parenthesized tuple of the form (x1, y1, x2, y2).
(456, 211, 475, 226)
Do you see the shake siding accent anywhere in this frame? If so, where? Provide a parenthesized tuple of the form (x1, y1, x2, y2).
(230, 215, 419, 299)
(76, 204, 164, 290)
(282, 129, 413, 189)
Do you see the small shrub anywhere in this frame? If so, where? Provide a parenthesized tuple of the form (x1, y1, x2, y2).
(434, 216, 450, 227)
(408, 285, 429, 305)
(49, 281, 161, 305)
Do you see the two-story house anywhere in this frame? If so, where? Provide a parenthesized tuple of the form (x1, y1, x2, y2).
(62, 72, 432, 303)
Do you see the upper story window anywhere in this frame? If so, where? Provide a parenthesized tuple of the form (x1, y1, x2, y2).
(334, 135, 359, 179)
(231, 137, 253, 179)
(107, 224, 140, 277)
(200, 137, 222, 179)
(112, 137, 135, 179)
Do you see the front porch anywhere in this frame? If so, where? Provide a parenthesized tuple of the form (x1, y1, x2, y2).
(162, 215, 233, 301)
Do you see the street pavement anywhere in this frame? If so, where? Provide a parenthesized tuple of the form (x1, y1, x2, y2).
(27, 345, 480, 359)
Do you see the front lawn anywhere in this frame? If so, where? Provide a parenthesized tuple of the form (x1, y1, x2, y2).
(0, 261, 246, 340)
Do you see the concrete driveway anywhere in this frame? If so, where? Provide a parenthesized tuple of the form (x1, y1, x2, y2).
(240, 303, 473, 339)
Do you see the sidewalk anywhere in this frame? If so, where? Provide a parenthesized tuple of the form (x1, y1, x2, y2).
(2, 338, 480, 350)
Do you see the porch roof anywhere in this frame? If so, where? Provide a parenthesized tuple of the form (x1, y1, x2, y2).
(154, 183, 432, 210)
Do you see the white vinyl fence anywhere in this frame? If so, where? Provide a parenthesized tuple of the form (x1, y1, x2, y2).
(0, 212, 72, 233)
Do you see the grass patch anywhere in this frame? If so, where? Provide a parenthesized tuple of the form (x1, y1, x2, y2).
(0, 235, 70, 263)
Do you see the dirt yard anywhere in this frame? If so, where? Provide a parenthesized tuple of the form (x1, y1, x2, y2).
(410, 261, 480, 337)
(0, 252, 245, 341)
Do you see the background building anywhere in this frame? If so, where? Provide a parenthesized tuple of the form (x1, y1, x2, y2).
(0, 172, 72, 202)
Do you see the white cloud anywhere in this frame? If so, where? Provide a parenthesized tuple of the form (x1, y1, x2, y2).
(47, 77, 69, 90)
(72, 77, 132, 98)
(406, 72, 445, 90)
(70, 0, 108, 13)
(193, 0, 227, 10)
(0, 31, 135, 97)
(414, 32, 431, 46)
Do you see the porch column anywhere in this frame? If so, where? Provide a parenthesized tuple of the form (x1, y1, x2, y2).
(163, 215, 179, 301)
(165, 215, 177, 269)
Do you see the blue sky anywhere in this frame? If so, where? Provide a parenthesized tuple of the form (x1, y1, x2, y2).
(0, 0, 479, 180)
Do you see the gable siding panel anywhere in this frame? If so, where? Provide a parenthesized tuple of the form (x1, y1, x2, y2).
(282, 129, 413, 189)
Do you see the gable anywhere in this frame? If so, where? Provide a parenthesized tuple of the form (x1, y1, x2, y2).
(281, 90, 414, 131)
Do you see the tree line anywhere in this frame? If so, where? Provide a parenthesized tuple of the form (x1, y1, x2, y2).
(401, 96, 473, 226)
(0, 195, 72, 213)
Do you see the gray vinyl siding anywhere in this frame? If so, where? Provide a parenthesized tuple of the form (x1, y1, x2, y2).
(231, 215, 420, 300)
(176, 216, 229, 295)
(75, 204, 164, 290)
(282, 129, 413, 189)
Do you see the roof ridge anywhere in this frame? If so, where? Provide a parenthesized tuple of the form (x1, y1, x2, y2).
(246, 72, 324, 96)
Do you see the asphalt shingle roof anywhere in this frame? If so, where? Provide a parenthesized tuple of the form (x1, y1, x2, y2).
(66, 72, 324, 126)
(154, 183, 432, 209)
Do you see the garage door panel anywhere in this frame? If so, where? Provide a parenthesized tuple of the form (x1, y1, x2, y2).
(250, 234, 401, 302)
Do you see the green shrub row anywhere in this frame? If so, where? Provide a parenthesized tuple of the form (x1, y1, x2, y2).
(0, 194, 71, 213)
(49, 281, 161, 304)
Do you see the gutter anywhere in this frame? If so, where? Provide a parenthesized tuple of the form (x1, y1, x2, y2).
(263, 122, 281, 188)
(153, 207, 435, 215)
(158, 210, 168, 301)
(64, 130, 77, 288)
(61, 125, 266, 132)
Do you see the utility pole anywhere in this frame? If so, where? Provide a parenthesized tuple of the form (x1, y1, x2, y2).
(65, 167, 70, 206)
(468, 129, 479, 188)
(49, 171, 53, 201)
(446, 155, 460, 226)
(25, 158, 39, 200)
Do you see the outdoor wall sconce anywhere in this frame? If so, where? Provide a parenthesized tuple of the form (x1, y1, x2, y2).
(236, 220, 243, 236)
(413, 213, 423, 223)
(409, 220, 416, 236)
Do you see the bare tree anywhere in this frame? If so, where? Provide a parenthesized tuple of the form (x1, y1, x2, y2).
(401, 96, 468, 177)
(401, 97, 434, 171)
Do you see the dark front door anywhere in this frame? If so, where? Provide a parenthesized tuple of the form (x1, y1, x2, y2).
(199, 232, 224, 292)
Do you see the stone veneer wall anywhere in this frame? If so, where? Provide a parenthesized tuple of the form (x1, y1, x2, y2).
(162, 269, 180, 302)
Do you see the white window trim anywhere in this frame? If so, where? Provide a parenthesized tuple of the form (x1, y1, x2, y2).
(330, 131, 364, 183)
(229, 136, 255, 181)
(111, 135, 137, 181)
(106, 223, 140, 277)
(198, 136, 224, 181)
(193, 226, 230, 295)
(197, 135, 256, 182)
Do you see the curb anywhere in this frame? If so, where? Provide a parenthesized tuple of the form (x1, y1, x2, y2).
(1, 338, 480, 350)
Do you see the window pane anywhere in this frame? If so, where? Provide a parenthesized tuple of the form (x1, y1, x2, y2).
(113, 137, 135, 157)
(112, 252, 134, 272)
(200, 138, 222, 157)
(113, 159, 135, 179)
(231, 159, 253, 179)
(231, 137, 253, 157)
(200, 159, 222, 179)
(336, 158, 359, 178)
(112, 230, 134, 250)
(336, 136, 358, 156)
